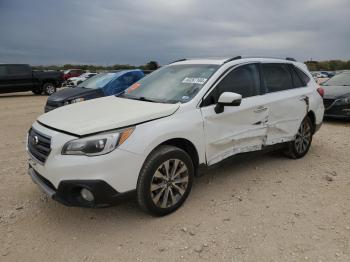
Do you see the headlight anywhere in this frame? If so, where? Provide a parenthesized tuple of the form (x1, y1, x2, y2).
(71, 98, 85, 103)
(62, 127, 134, 156)
(63, 98, 85, 105)
(335, 97, 350, 105)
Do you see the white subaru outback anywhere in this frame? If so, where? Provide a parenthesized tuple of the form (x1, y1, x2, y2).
(27, 57, 324, 216)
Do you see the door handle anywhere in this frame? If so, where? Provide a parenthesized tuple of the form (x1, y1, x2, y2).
(254, 106, 267, 113)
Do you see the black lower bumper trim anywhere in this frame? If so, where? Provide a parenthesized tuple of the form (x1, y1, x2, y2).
(28, 166, 135, 208)
(324, 114, 350, 120)
(28, 167, 56, 197)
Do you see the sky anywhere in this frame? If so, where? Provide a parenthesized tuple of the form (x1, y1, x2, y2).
(0, 0, 349, 66)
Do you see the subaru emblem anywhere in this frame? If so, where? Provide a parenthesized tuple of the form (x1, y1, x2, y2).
(32, 135, 39, 145)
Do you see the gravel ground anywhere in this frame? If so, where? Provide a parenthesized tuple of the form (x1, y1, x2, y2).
(0, 92, 349, 262)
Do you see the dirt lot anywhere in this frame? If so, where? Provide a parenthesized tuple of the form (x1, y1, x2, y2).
(0, 92, 349, 262)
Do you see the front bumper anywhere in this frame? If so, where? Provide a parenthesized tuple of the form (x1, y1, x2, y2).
(324, 103, 350, 119)
(27, 122, 146, 206)
(28, 166, 134, 207)
(44, 105, 60, 113)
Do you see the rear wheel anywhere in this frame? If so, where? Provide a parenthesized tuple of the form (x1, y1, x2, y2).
(137, 145, 194, 216)
(43, 82, 56, 95)
(284, 116, 313, 159)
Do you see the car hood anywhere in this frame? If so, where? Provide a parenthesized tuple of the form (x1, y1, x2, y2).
(38, 96, 180, 136)
(323, 85, 350, 99)
(48, 87, 99, 102)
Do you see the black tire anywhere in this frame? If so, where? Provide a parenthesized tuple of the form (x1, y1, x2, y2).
(32, 88, 43, 95)
(43, 82, 56, 95)
(284, 116, 313, 159)
(137, 145, 194, 216)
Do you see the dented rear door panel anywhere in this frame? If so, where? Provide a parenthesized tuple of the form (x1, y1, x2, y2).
(263, 88, 310, 145)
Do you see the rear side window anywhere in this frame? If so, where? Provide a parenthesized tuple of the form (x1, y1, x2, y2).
(289, 66, 305, 88)
(294, 66, 310, 84)
(215, 64, 260, 99)
(7, 65, 30, 75)
(0, 65, 7, 77)
(262, 63, 293, 93)
(122, 72, 138, 86)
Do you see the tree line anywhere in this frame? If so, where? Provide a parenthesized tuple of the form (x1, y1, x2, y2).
(33, 60, 350, 72)
(33, 61, 160, 72)
(305, 60, 350, 71)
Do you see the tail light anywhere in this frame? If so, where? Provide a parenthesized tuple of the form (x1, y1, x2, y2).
(317, 87, 324, 98)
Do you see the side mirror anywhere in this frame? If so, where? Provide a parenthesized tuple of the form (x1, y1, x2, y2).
(214, 92, 242, 114)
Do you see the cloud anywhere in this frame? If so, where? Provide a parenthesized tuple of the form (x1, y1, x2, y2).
(0, 0, 349, 65)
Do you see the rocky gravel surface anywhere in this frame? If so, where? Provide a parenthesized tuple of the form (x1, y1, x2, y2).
(0, 92, 349, 262)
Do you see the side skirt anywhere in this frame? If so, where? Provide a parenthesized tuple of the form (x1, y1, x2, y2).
(196, 142, 287, 177)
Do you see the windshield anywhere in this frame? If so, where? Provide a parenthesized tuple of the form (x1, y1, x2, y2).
(322, 72, 350, 86)
(122, 64, 219, 103)
(78, 73, 116, 89)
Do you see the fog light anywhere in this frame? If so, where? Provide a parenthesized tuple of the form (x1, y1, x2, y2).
(80, 188, 94, 202)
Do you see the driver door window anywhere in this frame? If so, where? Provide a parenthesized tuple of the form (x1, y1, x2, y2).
(204, 64, 260, 106)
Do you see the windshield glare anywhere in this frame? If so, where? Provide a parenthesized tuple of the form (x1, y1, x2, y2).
(78, 73, 115, 89)
(323, 72, 350, 86)
(124, 64, 219, 103)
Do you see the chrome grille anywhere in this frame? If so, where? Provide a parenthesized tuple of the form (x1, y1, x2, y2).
(28, 128, 51, 164)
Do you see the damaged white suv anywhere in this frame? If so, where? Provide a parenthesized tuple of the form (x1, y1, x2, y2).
(27, 57, 324, 216)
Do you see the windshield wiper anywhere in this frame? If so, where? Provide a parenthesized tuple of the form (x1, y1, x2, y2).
(118, 93, 157, 102)
(137, 97, 157, 103)
(117, 92, 178, 103)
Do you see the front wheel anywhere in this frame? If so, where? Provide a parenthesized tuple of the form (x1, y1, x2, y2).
(137, 145, 194, 216)
(43, 82, 56, 95)
(284, 116, 313, 159)
(32, 88, 43, 95)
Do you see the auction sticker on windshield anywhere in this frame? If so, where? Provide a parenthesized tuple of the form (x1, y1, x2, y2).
(182, 77, 207, 84)
(127, 82, 141, 93)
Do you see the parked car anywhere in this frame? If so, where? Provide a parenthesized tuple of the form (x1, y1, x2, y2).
(0, 64, 64, 95)
(311, 72, 329, 85)
(27, 57, 324, 216)
(316, 72, 328, 78)
(320, 71, 335, 78)
(44, 70, 144, 112)
(322, 71, 350, 119)
(66, 72, 98, 86)
(63, 69, 84, 81)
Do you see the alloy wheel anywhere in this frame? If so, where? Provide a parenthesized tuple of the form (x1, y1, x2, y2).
(46, 84, 55, 95)
(150, 159, 189, 208)
(295, 119, 312, 154)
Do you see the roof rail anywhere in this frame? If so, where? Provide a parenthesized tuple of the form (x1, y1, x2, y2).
(223, 56, 242, 64)
(169, 58, 187, 64)
(225, 56, 297, 62)
(286, 57, 297, 62)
